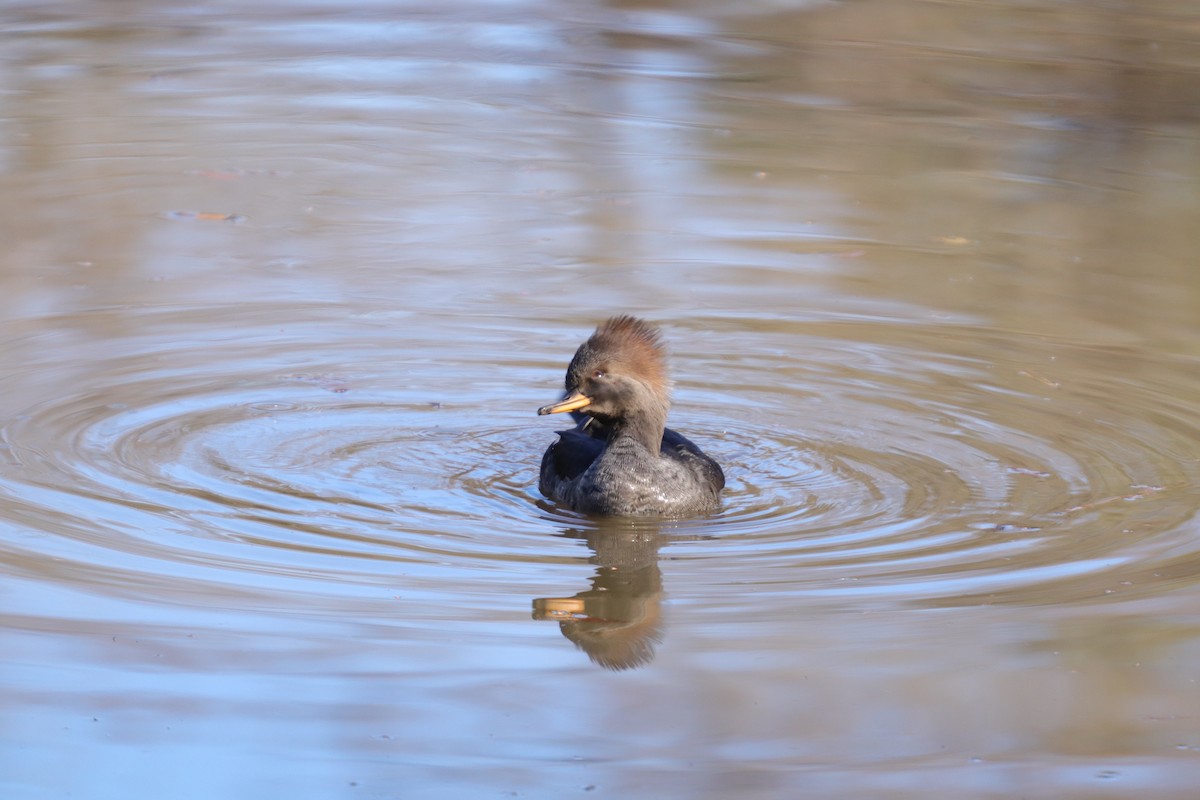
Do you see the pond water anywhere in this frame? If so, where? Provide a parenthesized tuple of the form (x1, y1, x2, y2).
(4, 1, 1200, 798)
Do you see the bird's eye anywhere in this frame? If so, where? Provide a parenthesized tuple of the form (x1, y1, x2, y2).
(592, 369, 606, 380)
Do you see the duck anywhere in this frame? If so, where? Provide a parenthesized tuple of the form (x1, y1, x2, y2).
(537, 315, 725, 516)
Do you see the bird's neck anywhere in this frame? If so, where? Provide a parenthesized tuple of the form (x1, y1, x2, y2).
(608, 406, 667, 454)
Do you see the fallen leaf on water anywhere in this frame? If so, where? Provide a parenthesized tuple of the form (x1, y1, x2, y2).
(163, 210, 246, 223)
(1018, 370, 1060, 389)
(1063, 485, 1163, 514)
(280, 373, 350, 393)
(1007, 466, 1053, 478)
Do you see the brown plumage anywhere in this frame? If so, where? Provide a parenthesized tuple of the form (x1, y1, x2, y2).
(537, 316, 724, 516)
(565, 315, 670, 410)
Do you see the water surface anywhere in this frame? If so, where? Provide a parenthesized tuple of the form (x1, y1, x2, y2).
(4, 1, 1200, 798)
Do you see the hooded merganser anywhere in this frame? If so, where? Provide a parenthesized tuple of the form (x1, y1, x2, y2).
(537, 316, 724, 516)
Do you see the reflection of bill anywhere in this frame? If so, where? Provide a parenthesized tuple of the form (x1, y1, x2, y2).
(532, 528, 664, 671)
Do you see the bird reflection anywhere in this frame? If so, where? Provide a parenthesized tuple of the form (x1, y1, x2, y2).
(533, 521, 665, 671)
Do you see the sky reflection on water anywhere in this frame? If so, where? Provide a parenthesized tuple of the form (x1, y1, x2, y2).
(3, 1, 1200, 798)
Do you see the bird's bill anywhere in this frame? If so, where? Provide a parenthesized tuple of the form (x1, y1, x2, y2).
(537, 391, 592, 416)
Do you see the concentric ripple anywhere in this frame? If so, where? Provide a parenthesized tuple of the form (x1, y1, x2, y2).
(3, 307, 1200, 625)
(660, 320, 1200, 607)
(0, 308, 576, 626)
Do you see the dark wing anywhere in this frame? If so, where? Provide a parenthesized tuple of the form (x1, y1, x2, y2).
(543, 422, 724, 493)
(545, 427, 606, 482)
(661, 427, 726, 492)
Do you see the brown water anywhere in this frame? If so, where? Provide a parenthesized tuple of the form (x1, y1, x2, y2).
(4, 1, 1200, 797)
